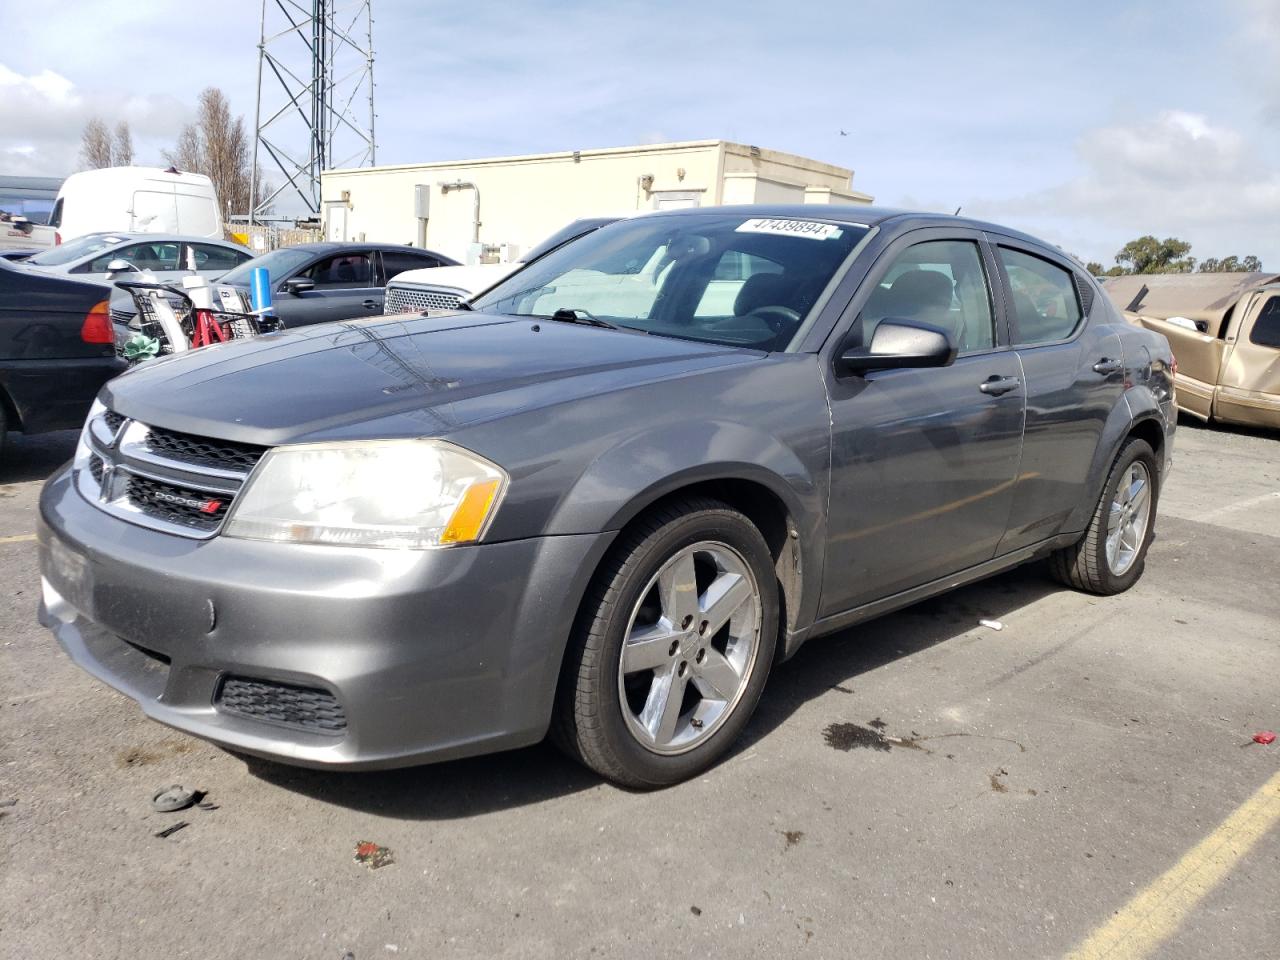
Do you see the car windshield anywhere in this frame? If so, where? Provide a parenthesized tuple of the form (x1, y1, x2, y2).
(26, 234, 126, 266)
(521, 218, 618, 263)
(218, 248, 315, 286)
(470, 213, 869, 351)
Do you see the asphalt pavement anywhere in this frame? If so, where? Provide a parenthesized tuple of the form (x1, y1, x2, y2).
(1, 417, 1277, 960)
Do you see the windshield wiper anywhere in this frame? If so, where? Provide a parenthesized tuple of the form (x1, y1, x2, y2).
(548, 307, 619, 330)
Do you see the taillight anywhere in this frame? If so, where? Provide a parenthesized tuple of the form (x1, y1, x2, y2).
(55, 232, 62, 245)
(1170, 353, 1178, 376)
(81, 300, 113, 344)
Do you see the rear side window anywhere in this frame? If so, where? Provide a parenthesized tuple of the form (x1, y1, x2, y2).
(381, 252, 438, 282)
(85, 242, 180, 273)
(999, 247, 1083, 345)
(189, 244, 250, 271)
(1251, 297, 1280, 349)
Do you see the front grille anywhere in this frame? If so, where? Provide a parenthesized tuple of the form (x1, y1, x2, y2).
(218, 676, 347, 734)
(384, 285, 462, 315)
(145, 426, 266, 473)
(79, 408, 267, 540)
(125, 474, 230, 531)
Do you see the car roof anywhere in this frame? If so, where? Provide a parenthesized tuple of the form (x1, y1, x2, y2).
(647, 204, 1058, 251)
(75, 232, 249, 249)
(280, 242, 446, 255)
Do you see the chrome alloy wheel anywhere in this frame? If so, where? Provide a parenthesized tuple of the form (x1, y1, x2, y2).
(1106, 461, 1152, 576)
(617, 540, 763, 755)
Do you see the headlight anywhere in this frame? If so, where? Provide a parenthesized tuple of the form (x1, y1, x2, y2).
(224, 439, 507, 549)
(73, 398, 107, 473)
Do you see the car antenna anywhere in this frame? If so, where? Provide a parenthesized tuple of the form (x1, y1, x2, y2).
(953, 206, 962, 216)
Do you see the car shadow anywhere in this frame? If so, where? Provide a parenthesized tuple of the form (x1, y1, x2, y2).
(1176, 410, 1278, 440)
(244, 562, 1063, 818)
(0, 429, 77, 484)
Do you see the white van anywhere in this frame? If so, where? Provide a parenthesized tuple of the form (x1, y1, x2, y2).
(49, 167, 222, 243)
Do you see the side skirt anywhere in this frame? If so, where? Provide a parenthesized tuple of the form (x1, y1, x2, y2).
(789, 532, 1080, 651)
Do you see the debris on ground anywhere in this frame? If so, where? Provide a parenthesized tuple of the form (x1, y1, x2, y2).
(354, 840, 394, 870)
(1253, 731, 1277, 745)
(978, 619, 1004, 631)
(154, 821, 190, 839)
(151, 785, 199, 813)
(0, 799, 17, 807)
(689, 905, 702, 917)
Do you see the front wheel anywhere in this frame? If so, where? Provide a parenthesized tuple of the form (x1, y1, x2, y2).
(1049, 437, 1158, 595)
(555, 498, 779, 788)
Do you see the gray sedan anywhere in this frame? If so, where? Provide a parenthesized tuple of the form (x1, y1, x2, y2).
(38, 206, 1176, 788)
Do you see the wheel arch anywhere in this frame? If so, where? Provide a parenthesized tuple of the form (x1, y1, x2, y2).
(1064, 390, 1169, 533)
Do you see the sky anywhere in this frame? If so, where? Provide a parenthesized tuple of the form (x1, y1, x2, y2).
(2, 0, 1277, 268)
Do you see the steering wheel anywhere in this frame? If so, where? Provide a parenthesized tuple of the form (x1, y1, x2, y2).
(746, 305, 802, 336)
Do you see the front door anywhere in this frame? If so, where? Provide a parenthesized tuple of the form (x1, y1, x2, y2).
(1218, 292, 1280, 423)
(820, 233, 1025, 617)
(276, 250, 382, 327)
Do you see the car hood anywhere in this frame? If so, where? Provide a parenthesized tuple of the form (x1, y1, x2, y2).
(102, 311, 760, 444)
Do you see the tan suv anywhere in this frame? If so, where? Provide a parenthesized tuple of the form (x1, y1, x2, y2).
(1107, 272, 1280, 430)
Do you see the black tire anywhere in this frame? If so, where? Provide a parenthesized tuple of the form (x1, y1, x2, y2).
(1049, 437, 1159, 595)
(554, 497, 779, 788)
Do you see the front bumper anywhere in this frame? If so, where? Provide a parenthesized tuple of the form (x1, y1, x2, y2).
(38, 467, 611, 769)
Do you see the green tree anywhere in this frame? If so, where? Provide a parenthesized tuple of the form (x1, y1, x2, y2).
(1114, 235, 1196, 274)
(1085, 261, 1105, 276)
(1198, 255, 1263, 273)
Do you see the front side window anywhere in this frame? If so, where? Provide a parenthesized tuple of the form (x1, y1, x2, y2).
(84, 242, 180, 273)
(855, 239, 995, 353)
(219, 248, 314, 287)
(305, 252, 374, 288)
(1000, 247, 1083, 345)
(470, 214, 869, 351)
(1251, 297, 1280, 349)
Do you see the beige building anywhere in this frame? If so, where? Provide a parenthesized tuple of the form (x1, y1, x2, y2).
(319, 139, 873, 263)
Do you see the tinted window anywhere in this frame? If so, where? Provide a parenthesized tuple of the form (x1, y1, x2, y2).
(382, 251, 437, 282)
(1000, 247, 1083, 345)
(471, 213, 869, 351)
(857, 240, 995, 353)
(1251, 297, 1280, 349)
(304, 252, 374, 288)
(189, 243, 250, 271)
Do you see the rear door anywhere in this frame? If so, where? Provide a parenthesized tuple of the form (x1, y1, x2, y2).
(820, 229, 1025, 615)
(993, 240, 1125, 554)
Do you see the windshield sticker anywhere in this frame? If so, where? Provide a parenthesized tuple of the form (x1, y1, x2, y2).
(735, 218, 844, 241)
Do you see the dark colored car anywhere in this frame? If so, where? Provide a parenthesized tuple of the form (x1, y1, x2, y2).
(213, 242, 458, 327)
(38, 206, 1175, 788)
(0, 259, 124, 455)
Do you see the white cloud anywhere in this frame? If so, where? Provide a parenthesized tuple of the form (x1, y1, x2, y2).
(974, 110, 1280, 267)
(0, 63, 189, 176)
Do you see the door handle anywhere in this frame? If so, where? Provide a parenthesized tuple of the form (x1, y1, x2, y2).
(1092, 357, 1123, 375)
(362, 299, 379, 309)
(979, 375, 1020, 396)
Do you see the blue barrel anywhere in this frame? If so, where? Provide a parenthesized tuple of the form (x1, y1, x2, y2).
(250, 266, 274, 315)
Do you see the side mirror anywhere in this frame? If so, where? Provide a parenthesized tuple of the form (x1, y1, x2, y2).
(105, 259, 133, 274)
(838, 319, 957, 374)
(283, 277, 315, 295)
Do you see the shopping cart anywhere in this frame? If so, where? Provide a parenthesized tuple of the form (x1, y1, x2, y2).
(114, 280, 282, 364)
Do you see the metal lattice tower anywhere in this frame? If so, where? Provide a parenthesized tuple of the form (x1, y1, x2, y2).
(249, 0, 376, 221)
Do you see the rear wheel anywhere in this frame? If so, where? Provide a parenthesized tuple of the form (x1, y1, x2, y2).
(1049, 437, 1158, 595)
(555, 498, 778, 788)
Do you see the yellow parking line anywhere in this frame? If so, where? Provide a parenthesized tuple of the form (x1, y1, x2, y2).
(1065, 769, 1280, 960)
(0, 533, 36, 544)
